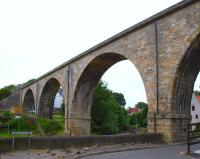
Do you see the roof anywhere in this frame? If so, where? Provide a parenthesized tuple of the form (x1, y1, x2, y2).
(196, 96, 200, 103)
(128, 107, 140, 114)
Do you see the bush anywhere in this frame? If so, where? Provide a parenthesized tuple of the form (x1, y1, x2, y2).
(38, 117, 62, 135)
(0, 111, 13, 124)
(3, 111, 13, 118)
(9, 114, 37, 131)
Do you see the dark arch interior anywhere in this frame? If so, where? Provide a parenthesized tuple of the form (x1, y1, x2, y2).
(23, 89, 35, 113)
(170, 34, 200, 141)
(172, 34, 200, 116)
(39, 78, 61, 118)
(72, 53, 127, 119)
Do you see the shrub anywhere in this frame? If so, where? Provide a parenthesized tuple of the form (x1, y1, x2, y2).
(3, 111, 13, 118)
(9, 114, 37, 131)
(0, 111, 13, 124)
(37, 117, 62, 135)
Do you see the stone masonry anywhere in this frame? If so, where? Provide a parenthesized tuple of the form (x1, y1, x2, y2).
(20, 0, 200, 142)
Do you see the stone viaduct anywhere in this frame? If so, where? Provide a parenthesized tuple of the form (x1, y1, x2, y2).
(20, 0, 200, 142)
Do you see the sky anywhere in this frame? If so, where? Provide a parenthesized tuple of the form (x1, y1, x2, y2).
(0, 0, 199, 107)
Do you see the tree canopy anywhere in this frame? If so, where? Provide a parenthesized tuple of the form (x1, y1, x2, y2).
(0, 85, 16, 101)
(91, 81, 128, 135)
(113, 92, 126, 107)
(194, 90, 200, 96)
(135, 102, 148, 110)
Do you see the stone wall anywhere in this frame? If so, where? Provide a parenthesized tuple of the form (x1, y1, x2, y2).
(0, 133, 163, 152)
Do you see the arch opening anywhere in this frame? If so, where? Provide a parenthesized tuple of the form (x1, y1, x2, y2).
(23, 89, 35, 113)
(172, 34, 200, 115)
(38, 78, 62, 119)
(72, 52, 147, 135)
(191, 72, 200, 125)
(101, 60, 147, 107)
(73, 53, 126, 117)
(171, 34, 200, 140)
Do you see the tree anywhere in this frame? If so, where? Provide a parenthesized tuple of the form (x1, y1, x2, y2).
(0, 85, 16, 101)
(91, 81, 129, 134)
(130, 102, 148, 127)
(60, 103, 65, 116)
(117, 106, 129, 131)
(129, 112, 143, 127)
(113, 92, 126, 107)
(135, 102, 148, 110)
(91, 81, 119, 134)
(194, 90, 200, 96)
(112, 92, 128, 131)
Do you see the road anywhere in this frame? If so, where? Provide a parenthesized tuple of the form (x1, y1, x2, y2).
(81, 144, 200, 159)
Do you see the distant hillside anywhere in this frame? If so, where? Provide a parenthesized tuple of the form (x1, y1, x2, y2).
(0, 79, 35, 110)
(0, 86, 20, 110)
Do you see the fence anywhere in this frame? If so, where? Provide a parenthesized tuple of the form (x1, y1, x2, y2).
(187, 122, 200, 154)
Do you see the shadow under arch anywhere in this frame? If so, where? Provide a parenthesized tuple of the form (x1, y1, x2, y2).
(171, 33, 200, 140)
(38, 78, 62, 119)
(23, 89, 35, 113)
(71, 52, 146, 135)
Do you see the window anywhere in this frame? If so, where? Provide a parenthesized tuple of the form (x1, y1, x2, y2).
(192, 106, 195, 111)
(196, 115, 198, 119)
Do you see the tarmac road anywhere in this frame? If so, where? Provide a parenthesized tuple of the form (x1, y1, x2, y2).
(81, 144, 200, 159)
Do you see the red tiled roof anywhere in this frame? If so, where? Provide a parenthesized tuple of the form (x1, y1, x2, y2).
(196, 96, 200, 103)
(128, 108, 140, 114)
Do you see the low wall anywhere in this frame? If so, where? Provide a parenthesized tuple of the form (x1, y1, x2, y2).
(0, 133, 164, 152)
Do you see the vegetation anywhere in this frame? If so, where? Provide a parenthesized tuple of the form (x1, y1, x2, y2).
(60, 103, 65, 116)
(10, 114, 37, 132)
(0, 85, 16, 101)
(113, 92, 126, 107)
(0, 79, 35, 101)
(129, 102, 148, 127)
(91, 81, 129, 135)
(91, 81, 148, 135)
(0, 111, 63, 137)
(23, 79, 35, 86)
(0, 80, 149, 137)
(37, 117, 63, 135)
(194, 90, 200, 96)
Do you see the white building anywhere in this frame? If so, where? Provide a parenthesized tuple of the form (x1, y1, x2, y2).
(191, 94, 200, 124)
(54, 88, 63, 108)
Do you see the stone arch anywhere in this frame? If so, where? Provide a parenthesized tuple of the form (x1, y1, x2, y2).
(71, 52, 146, 135)
(38, 78, 62, 119)
(23, 89, 35, 113)
(171, 33, 200, 140)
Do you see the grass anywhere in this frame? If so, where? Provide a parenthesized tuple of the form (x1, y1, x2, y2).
(0, 132, 35, 138)
(0, 132, 12, 138)
(52, 114, 65, 135)
(53, 114, 64, 123)
(0, 112, 65, 138)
